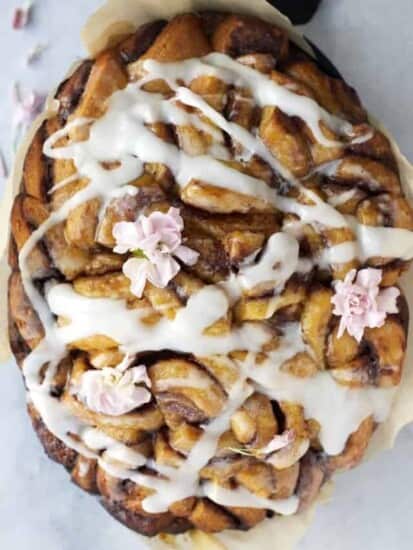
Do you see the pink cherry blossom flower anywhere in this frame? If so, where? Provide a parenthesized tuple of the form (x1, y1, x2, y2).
(113, 207, 199, 297)
(331, 268, 400, 342)
(77, 365, 152, 417)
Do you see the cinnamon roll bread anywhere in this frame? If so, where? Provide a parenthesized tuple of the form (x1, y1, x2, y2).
(8, 12, 413, 538)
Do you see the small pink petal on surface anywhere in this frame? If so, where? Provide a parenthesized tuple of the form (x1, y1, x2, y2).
(174, 245, 199, 265)
(12, 83, 46, 145)
(26, 42, 48, 65)
(12, 1, 33, 29)
(259, 430, 295, 456)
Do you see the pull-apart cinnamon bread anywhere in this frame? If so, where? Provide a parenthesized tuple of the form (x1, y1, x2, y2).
(8, 12, 413, 537)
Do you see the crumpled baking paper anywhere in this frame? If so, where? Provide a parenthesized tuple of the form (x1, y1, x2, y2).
(1, 1, 412, 548)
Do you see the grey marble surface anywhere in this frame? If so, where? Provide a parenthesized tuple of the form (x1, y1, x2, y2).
(1, 1, 413, 549)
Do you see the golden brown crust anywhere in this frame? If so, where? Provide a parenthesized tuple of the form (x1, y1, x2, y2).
(212, 14, 289, 60)
(8, 11, 412, 539)
(56, 60, 95, 123)
(8, 272, 44, 350)
(141, 14, 211, 62)
(28, 404, 78, 470)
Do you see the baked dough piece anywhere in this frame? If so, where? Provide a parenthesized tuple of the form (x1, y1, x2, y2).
(8, 12, 413, 538)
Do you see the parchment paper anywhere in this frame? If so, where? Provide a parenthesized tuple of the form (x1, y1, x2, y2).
(0, 0, 412, 548)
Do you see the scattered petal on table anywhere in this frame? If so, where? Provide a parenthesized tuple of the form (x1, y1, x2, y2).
(12, 1, 34, 30)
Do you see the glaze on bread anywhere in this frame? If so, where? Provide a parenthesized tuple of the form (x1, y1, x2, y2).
(8, 12, 413, 537)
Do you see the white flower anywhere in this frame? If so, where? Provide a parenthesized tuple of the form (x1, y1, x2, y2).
(113, 207, 199, 298)
(77, 365, 152, 417)
(332, 268, 400, 342)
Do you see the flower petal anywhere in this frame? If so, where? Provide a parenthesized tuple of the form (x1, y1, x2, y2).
(331, 292, 347, 316)
(337, 316, 347, 339)
(149, 253, 180, 288)
(12, 2, 33, 30)
(12, 84, 46, 147)
(122, 257, 150, 298)
(168, 207, 184, 230)
(113, 221, 142, 254)
(77, 367, 152, 417)
(116, 208, 197, 292)
(343, 269, 357, 286)
(174, 245, 200, 266)
(356, 268, 382, 290)
(377, 286, 400, 314)
(347, 319, 365, 343)
(130, 365, 152, 388)
(365, 309, 386, 329)
(26, 42, 48, 65)
(259, 430, 295, 455)
(331, 268, 395, 343)
(98, 386, 152, 416)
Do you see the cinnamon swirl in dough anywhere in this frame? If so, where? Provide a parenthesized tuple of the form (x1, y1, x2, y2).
(8, 12, 413, 537)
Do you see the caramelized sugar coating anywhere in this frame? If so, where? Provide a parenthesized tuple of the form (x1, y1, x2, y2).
(8, 12, 412, 538)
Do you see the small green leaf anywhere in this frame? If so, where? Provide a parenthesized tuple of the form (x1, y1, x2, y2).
(132, 249, 147, 259)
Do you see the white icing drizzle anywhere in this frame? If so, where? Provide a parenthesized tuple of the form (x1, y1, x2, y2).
(97, 185, 138, 227)
(310, 159, 341, 179)
(16, 51, 413, 516)
(144, 54, 358, 146)
(296, 257, 314, 274)
(174, 85, 292, 180)
(277, 192, 348, 228)
(348, 217, 413, 261)
(47, 284, 271, 357)
(328, 188, 357, 207)
(203, 482, 298, 515)
(46, 285, 397, 459)
(44, 88, 279, 207)
(48, 172, 82, 194)
(141, 364, 254, 513)
(318, 241, 358, 268)
(317, 218, 413, 266)
(249, 324, 396, 455)
(238, 233, 299, 291)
